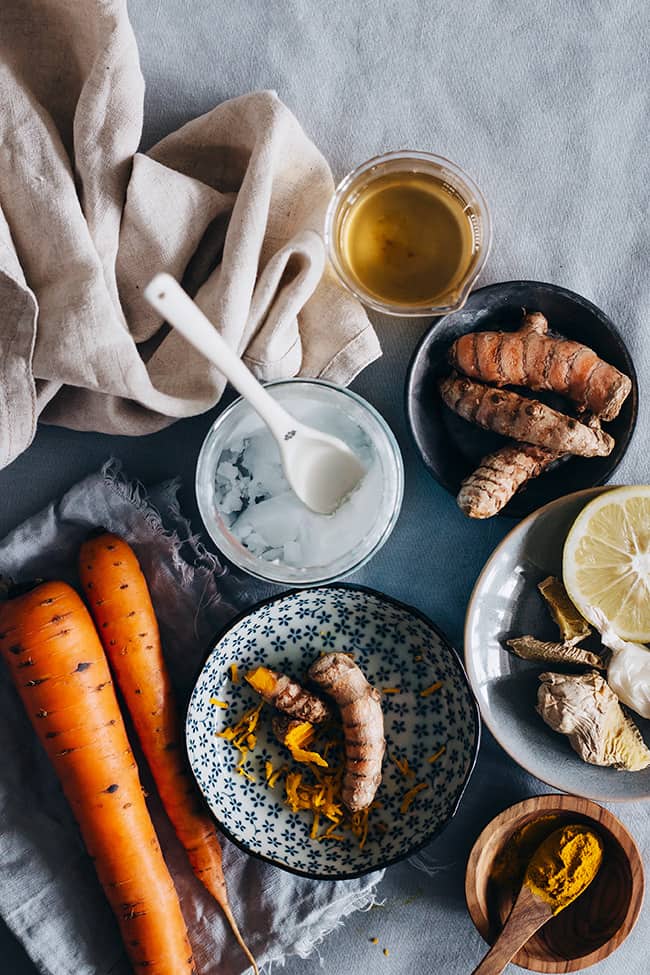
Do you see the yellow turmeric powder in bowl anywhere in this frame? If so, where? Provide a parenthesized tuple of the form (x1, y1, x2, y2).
(524, 824, 604, 914)
(492, 814, 560, 889)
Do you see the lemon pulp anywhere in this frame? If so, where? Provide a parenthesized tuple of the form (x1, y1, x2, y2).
(563, 486, 650, 642)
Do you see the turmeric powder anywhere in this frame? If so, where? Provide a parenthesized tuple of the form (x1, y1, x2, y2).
(524, 824, 603, 914)
(491, 815, 560, 889)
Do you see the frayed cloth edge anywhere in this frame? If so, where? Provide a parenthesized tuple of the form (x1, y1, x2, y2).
(100, 457, 227, 585)
(408, 853, 456, 878)
(263, 885, 384, 971)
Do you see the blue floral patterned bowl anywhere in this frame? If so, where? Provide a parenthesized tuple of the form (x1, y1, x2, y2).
(186, 585, 480, 879)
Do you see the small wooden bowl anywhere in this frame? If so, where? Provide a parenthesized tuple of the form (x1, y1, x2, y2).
(465, 795, 644, 972)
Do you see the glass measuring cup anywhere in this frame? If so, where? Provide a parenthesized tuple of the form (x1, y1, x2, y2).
(324, 150, 492, 317)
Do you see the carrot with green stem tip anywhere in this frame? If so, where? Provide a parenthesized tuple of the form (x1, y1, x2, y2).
(0, 581, 195, 975)
(79, 533, 258, 975)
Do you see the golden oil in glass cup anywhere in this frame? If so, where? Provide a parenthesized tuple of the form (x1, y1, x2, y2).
(325, 151, 492, 316)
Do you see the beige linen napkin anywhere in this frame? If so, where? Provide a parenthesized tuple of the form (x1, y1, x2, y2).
(0, 0, 380, 470)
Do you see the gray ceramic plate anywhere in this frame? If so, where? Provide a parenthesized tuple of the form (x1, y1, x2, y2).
(465, 487, 650, 800)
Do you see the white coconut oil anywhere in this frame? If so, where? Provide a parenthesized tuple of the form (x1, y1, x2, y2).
(196, 380, 403, 585)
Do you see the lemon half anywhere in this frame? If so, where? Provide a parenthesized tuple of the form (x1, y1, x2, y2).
(563, 486, 650, 642)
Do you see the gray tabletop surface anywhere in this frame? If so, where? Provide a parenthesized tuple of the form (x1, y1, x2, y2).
(1, 2, 649, 972)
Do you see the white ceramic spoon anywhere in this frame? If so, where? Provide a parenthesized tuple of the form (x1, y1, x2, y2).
(144, 273, 365, 515)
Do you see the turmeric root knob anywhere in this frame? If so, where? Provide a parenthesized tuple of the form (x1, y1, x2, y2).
(308, 653, 385, 813)
(457, 444, 558, 518)
(245, 666, 331, 723)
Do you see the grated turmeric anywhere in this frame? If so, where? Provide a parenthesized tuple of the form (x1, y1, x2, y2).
(272, 716, 328, 768)
(390, 753, 414, 778)
(400, 781, 428, 814)
(217, 683, 383, 849)
(427, 745, 446, 764)
(216, 701, 263, 774)
(209, 697, 229, 709)
(524, 824, 603, 913)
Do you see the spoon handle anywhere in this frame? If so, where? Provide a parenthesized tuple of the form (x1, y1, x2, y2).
(471, 886, 551, 975)
(144, 273, 298, 443)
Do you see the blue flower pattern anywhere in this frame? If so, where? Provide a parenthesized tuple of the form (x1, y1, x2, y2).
(186, 587, 479, 877)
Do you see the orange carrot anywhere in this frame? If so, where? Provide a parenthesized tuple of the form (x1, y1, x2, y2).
(79, 534, 258, 974)
(0, 581, 195, 975)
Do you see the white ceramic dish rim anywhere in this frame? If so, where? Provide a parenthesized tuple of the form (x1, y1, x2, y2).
(195, 378, 405, 587)
(463, 484, 650, 802)
(185, 582, 482, 880)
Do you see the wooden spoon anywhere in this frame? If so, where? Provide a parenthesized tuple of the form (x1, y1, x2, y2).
(471, 883, 554, 974)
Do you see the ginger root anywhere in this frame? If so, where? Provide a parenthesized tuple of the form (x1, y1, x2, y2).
(308, 653, 385, 813)
(245, 666, 331, 723)
(449, 312, 631, 421)
(439, 373, 614, 457)
(537, 670, 650, 771)
(457, 443, 558, 518)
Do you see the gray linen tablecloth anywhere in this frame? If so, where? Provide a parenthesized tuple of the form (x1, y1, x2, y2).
(0, 1, 648, 973)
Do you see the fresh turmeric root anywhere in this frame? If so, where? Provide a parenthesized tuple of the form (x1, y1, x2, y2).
(439, 373, 614, 457)
(457, 443, 558, 518)
(449, 312, 631, 421)
(245, 666, 331, 723)
(308, 653, 385, 813)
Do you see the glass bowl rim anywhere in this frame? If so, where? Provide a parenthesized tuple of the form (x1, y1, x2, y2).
(323, 149, 493, 317)
(195, 377, 405, 586)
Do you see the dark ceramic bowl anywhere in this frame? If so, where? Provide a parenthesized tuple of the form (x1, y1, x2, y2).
(406, 281, 638, 519)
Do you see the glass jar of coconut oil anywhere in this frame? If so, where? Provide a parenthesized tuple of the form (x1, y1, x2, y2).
(196, 379, 403, 586)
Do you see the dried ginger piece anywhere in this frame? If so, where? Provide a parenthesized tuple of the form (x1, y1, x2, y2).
(507, 637, 605, 669)
(537, 670, 650, 771)
(457, 444, 557, 518)
(537, 576, 591, 644)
